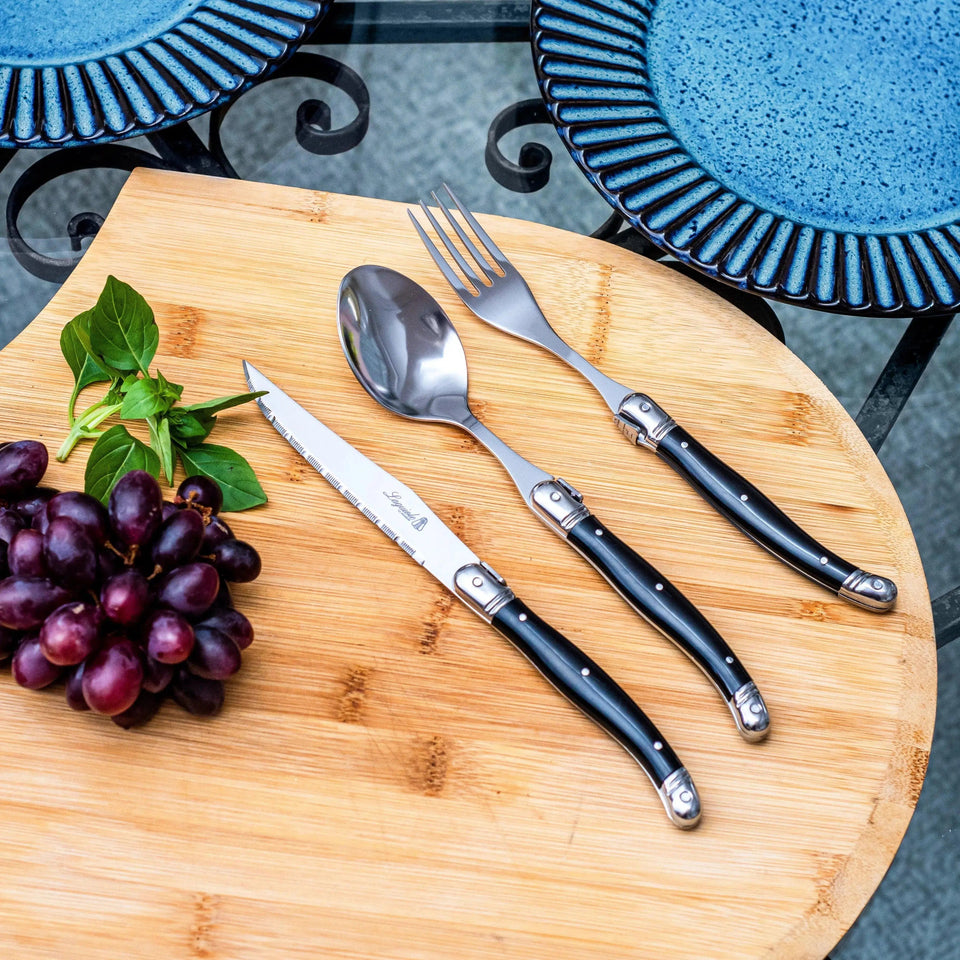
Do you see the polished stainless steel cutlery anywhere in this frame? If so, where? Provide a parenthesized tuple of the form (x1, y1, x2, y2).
(337, 264, 769, 742)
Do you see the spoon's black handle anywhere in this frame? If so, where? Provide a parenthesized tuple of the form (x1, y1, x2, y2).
(566, 512, 768, 739)
(490, 596, 701, 828)
(655, 425, 897, 612)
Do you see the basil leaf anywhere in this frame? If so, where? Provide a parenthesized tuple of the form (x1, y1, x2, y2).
(156, 370, 184, 406)
(178, 391, 267, 417)
(120, 374, 183, 421)
(84, 425, 160, 504)
(177, 443, 266, 511)
(89, 275, 159, 376)
(61, 310, 112, 393)
(120, 378, 168, 420)
(169, 412, 216, 446)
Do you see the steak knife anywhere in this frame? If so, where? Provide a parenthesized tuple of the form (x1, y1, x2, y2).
(242, 361, 702, 829)
(409, 184, 898, 613)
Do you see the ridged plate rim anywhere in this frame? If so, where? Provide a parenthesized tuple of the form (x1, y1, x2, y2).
(531, 0, 960, 317)
(0, 0, 332, 149)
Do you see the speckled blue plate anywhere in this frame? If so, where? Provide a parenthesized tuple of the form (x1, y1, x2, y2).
(532, 0, 960, 316)
(0, 0, 331, 148)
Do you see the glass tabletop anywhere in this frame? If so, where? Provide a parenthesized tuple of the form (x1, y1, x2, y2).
(0, 3, 956, 957)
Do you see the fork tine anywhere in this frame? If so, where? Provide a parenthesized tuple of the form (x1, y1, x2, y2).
(441, 183, 509, 268)
(416, 199, 485, 289)
(431, 189, 500, 279)
(407, 210, 475, 299)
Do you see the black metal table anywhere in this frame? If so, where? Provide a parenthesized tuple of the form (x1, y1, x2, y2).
(1, 4, 956, 957)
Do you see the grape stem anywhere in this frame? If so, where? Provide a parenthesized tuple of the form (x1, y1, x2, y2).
(56, 399, 123, 462)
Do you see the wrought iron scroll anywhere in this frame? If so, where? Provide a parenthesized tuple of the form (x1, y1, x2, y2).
(5, 146, 170, 284)
(208, 54, 370, 177)
(485, 99, 553, 193)
(3, 51, 371, 282)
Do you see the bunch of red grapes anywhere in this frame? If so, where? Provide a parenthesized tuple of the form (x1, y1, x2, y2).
(0, 440, 261, 728)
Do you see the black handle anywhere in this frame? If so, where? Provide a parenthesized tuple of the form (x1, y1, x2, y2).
(656, 425, 897, 612)
(567, 512, 766, 739)
(490, 596, 700, 827)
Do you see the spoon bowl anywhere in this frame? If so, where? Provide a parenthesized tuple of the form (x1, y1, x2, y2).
(338, 264, 473, 426)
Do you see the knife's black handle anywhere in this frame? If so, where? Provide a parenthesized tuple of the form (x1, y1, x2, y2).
(566, 512, 767, 739)
(655, 425, 898, 612)
(490, 596, 700, 828)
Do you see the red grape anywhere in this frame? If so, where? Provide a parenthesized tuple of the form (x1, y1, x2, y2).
(212, 540, 261, 583)
(177, 475, 223, 513)
(100, 570, 149, 625)
(144, 609, 195, 664)
(0, 441, 48, 497)
(201, 514, 233, 551)
(81, 638, 143, 715)
(46, 491, 109, 545)
(40, 601, 101, 665)
(43, 516, 97, 589)
(13, 487, 58, 525)
(170, 667, 224, 716)
(12, 634, 62, 689)
(158, 562, 220, 617)
(188, 626, 241, 680)
(141, 656, 175, 694)
(8, 529, 48, 578)
(150, 508, 204, 572)
(198, 608, 254, 650)
(0, 577, 73, 630)
(108, 470, 162, 548)
(112, 689, 165, 729)
(64, 662, 90, 710)
(0, 507, 25, 544)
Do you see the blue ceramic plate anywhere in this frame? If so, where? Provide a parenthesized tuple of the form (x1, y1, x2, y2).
(0, 0, 331, 148)
(532, 0, 960, 316)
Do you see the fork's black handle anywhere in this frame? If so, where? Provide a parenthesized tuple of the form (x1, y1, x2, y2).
(654, 424, 898, 612)
(490, 596, 700, 828)
(566, 512, 768, 741)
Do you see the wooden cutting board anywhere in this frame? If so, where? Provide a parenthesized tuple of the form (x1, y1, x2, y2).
(0, 169, 934, 960)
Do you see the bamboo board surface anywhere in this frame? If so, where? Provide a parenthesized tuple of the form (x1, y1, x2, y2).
(0, 169, 935, 960)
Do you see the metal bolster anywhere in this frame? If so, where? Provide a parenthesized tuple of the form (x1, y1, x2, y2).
(614, 393, 676, 451)
(454, 562, 515, 622)
(839, 569, 898, 612)
(529, 478, 590, 537)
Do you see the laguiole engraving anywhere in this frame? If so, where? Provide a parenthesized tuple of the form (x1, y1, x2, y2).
(383, 491, 428, 530)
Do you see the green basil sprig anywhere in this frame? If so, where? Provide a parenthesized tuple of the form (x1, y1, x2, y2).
(58, 276, 267, 511)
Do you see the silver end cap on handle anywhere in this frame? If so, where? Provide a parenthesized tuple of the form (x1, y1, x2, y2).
(839, 569, 898, 612)
(730, 681, 770, 742)
(659, 769, 702, 829)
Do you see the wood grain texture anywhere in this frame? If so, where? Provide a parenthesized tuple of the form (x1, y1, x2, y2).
(0, 169, 935, 960)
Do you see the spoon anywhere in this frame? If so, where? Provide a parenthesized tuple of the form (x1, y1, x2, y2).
(338, 264, 769, 742)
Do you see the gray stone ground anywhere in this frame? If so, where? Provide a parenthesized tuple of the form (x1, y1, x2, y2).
(0, 33, 957, 960)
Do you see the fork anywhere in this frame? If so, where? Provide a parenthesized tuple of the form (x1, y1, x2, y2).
(408, 185, 898, 613)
